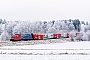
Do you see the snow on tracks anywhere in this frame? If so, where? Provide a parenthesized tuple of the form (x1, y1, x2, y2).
(0, 39, 68, 46)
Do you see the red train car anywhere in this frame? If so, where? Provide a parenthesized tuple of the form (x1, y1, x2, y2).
(76, 32, 79, 36)
(33, 34, 38, 40)
(67, 33, 70, 38)
(33, 34, 44, 40)
(10, 34, 21, 41)
(54, 33, 61, 39)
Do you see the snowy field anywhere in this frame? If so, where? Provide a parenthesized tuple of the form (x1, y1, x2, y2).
(0, 41, 90, 60)
(0, 55, 90, 60)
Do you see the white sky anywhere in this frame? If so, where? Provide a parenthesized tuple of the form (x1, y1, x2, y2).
(0, 0, 90, 22)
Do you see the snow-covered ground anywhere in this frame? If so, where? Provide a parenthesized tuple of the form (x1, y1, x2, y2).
(0, 41, 90, 60)
(0, 55, 90, 60)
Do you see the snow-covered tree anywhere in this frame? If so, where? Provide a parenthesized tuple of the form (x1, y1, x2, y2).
(0, 31, 10, 40)
(47, 27, 57, 33)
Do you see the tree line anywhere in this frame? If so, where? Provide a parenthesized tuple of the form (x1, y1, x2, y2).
(0, 19, 90, 41)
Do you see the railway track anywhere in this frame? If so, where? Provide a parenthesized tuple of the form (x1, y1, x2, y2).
(0, 38, 70, 47)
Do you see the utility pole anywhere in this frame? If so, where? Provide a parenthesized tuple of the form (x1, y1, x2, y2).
(5, 23, 6, 41)
(11, 24, 13, 36)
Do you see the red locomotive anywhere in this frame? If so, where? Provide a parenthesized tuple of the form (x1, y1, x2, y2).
(10, 34, 21, 41)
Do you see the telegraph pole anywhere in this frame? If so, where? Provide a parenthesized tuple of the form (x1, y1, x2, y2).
(5, 23, 6, 41)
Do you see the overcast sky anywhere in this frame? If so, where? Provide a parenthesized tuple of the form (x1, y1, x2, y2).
(0, 0, 90, 22)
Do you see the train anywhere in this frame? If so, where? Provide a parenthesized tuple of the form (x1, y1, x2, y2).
(10, 32, 79, 41)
